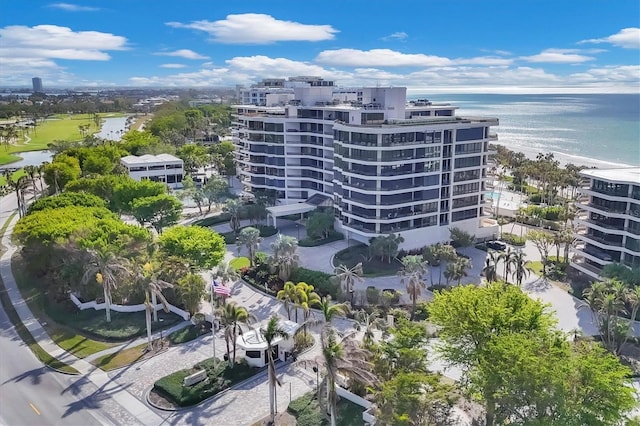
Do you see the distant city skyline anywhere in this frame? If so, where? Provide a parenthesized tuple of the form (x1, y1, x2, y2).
(1, 0, 638, 93)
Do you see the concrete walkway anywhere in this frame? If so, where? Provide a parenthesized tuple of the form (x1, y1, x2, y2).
(0, 213, 165, 426)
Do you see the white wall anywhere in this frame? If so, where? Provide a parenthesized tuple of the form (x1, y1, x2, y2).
(69, 293, 190, 320)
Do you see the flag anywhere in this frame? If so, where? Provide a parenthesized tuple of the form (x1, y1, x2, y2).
(212, 279, 231, 296)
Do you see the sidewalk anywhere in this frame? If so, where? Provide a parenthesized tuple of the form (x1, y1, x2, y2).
(0, 213, 165, 426)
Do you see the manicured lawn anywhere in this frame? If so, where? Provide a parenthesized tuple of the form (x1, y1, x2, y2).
(168, 324, 210, 344)
(230, 256, 250, 271)
(333, 244, 403, 277)
(529, 261, 544, 276)
(288, 392, 364, 426)
(153, 358, 259, 407)
(90, 342, 150, 371)
(0, 168, 27, 186)
(0, 112, 126, 165)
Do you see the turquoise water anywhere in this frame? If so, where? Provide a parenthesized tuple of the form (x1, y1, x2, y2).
(409, 94, 640, 167)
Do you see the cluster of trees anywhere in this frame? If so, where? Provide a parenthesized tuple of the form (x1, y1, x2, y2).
(494, 146, 585, 205)
(146, 102, 232, 143)
(482, 248, 533, 286)
(428, 283, 636, 425)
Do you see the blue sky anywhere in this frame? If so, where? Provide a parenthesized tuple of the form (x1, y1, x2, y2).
(1, 0, 639, 92)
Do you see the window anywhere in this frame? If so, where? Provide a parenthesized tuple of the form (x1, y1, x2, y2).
(246, 351, 261, 359)
(456, 127, 484, 141)
(452, 208, 478, 222)
(454, 156, 481, 169)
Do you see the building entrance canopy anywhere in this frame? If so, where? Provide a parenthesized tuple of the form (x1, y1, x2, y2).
(266, 203, 316, 227)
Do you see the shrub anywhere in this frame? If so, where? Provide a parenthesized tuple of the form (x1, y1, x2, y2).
(192, 213, 231, 227)
(389, 307, 410, 321)
(501, 232, 527, 246)
(366, 286, 380, 305)
(290, 267, 338, 299)
(298, 230, 344, 247)
(413, 301, 430, 321)
(153, 358, 257, 407)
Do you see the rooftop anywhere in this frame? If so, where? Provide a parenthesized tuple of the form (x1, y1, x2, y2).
(121, 153, 182, 165)
(236, 319, 300, 350)
(580, 167, 640, 185)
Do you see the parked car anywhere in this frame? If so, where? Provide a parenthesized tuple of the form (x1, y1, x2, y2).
(486, 240, 507, 251)
(456, 251, 470, 259)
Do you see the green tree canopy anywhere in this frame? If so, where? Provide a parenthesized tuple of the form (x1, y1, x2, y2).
(27, 191, 107, 215)
(131, 194, 182, 233)
(43, 154, 82, 191)
(158, 225, 226, 270)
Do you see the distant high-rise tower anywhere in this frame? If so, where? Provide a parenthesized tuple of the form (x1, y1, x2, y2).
(32, 77, 43, 93)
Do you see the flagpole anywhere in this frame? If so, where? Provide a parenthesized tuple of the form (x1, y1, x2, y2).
(211, 277, 216, 361)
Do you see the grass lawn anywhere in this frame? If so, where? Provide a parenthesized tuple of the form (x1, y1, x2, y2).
(288, 392, 364, 426)
(153, 358, 259, 407)
(0, 168, 27, 186)
(230, 256, 250, 271)
(168, 324, 210, 344)
(0, 112, 126, 166)
(90, 342, 150, 371)
(333, 244, 403, 277)
(529, 261, 544, 276)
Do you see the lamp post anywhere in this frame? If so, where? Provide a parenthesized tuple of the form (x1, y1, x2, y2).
(312, 365, 319, 393)
(211, 277, 217, 360)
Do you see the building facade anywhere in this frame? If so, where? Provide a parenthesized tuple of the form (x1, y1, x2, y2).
(571, 167, 640, 279)
(32, 77, 43, 93)
(233, 77, 498, 248)
(120, 154, 184, 189)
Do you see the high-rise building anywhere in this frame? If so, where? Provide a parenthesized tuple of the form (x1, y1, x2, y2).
(32, 77, 43, 93)
(571, 167, 640, 279)
(233, 77, 499, 249)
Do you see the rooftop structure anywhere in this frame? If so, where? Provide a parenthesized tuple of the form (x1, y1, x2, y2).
(571, 167, 640, 279)
(233, 77, 499, 249)
(235, 319, 301, 368)
(120, 154, 184, 189)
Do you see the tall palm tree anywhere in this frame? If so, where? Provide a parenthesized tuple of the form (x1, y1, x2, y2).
(583, 279, 629, 355)
(512, 250, 533, 286)
(333, 262, 364, 306)
(452, 256, 472, 286)
(137, 262, 173, 351)
(398, 255, 427, 319)
(261, 316, 289, 424)
(5, 173, 31, 217)
(80, 248, 131, 322)
(498, 248, 517, 284)
(437, 245, 457, 286)
(319, 329, 377, 426)
(213, 258, 240, 286)
(296, 281, 321, 331)
(422, 243, 442, 286)
(482, 250, 500, 284)
(270, 234, 299, 281)
(277, 281, 300, 321)
(224, 199, 243, 233)
(236, 226, 262, 267)
(23, 165, 39, 198)
(217, 302, 257, 366)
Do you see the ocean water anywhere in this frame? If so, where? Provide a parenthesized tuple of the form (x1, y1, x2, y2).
(409, 93, 640, 168)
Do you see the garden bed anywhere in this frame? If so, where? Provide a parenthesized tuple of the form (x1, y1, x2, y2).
(221, 225, 278, 244)
(299, 231, 344, 247)
(333, 244, 403, 277)
(287, 392, 364, 426)
(152, 358, 259, 408)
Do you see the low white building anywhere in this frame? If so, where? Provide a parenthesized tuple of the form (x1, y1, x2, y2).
(120, 154, 184, 189)
(236, 319, 301, 368)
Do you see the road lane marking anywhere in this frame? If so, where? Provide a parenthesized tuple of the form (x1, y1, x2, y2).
(29, 403, 41, 416)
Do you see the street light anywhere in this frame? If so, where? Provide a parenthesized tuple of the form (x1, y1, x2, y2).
(312, 365, 319, 393)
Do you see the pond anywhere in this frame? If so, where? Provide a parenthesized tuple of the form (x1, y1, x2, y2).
(95, 116, 129, 141)
(0, 150, 53, 169)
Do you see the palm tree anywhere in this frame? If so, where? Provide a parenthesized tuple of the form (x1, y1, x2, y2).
(236, 226, 261, 267)
(270, 234, 299, 281)
(296, 281, 321, 330)
(583, 279, 629, 355)
(277, 281, 300, 321)
(498, 248, 517, 284)
(224, 199, 243, 233)
(482, 250, 500, 284)
(512, 250, 533, 286)
(217, 302, 257, 366)
(355, 309, 386, 348)
(318, 329, 377, 426)
(137, 262, 173, 351)
(333, 263, 364, 306)
(5, 173, 31, 217)
(23, 165, 38, 198)
(80, 248, 131, 322)
(398, 255, 427, 319)
(452, 256, 472, 286)
(422, 243, 442, 286)
(317, 295, 350, 328)
(261, 316, 290, 424)
(437, 245, 457, 286)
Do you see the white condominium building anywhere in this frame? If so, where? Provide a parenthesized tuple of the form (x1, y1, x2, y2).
(233, 77, 499, 249)
(572, 167, 640, 279)
(120, 154, 184, 189)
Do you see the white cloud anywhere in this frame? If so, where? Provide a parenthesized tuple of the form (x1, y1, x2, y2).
(160, 64, 187, 69)
(155, 49, 209, 60)
(454, 56, 513, 66)
(520, 49, 594, 63)
(0, 25, 127, 60)
(580, 27, 640, 49)
(381, 32, 408, 42)
(226, 55, 332, 77)
(315, 49, 452, 67)
(48, 3, 100, 11)
(166, 14, 338, 44)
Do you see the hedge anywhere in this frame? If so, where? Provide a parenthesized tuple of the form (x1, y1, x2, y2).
(153, 358, 257, 407)
(192, 213, 231, 227)
(299, 231, 344, 247)
(501, 232, 527, 246)
(221, 225, 278, 244)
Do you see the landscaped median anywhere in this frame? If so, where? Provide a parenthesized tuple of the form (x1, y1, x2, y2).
(149, 358, 260, 409)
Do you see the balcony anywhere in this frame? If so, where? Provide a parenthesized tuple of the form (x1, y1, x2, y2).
(590, 187, 630, 198)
